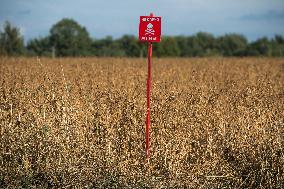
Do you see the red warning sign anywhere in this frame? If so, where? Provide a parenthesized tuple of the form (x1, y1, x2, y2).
(139, 16, 161, 42)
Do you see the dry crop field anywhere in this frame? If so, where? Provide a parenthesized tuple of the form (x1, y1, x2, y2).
(0, 57, 284, 188)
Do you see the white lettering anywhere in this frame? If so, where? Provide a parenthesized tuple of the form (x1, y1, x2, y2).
(141, 17, 160, 22)
(141, 36, 158, 41)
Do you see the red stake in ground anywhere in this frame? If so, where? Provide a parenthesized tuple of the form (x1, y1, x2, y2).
(139, 13, 162, 159)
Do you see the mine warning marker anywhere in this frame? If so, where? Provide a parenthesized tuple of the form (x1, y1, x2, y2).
(139, 13, 162, 160)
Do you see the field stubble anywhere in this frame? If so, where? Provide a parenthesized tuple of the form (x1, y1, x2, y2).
(0, 57, 284, 188)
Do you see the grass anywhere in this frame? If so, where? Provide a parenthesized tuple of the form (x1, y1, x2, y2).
(0, 57, 283, 188)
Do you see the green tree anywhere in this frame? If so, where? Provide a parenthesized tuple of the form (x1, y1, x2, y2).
(0, 21, 25, 56)
(26, 37, 52, 56)
(270, 35, 284, 56)
(50, 18, 92, 57)
(92, 36, 125, 57)
(92, 36, 113, 56)
(118, 35, 141, 57)
(247, 37, 272, 56)
(154, 36, 180, 57)
(189, 32, 218, 56)
(217, 34, 247, 56)
(176, 36, 192, 57)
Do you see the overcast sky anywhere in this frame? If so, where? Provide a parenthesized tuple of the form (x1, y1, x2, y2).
(0, 0, 284, 42)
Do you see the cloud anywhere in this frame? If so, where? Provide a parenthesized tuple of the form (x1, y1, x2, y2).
(241, 10, 284, 21)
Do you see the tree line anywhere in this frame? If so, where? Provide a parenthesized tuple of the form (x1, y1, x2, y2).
(1, 18, 284, 57)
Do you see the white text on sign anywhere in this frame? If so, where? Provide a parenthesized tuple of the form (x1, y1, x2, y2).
(142, 17, 160, 22)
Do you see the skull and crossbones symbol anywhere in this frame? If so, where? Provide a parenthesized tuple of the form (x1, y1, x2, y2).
(145, 23, 155, 35)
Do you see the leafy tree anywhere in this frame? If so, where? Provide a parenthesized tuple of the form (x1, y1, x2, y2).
(50, 18, 92, 56)
(247, 37, 272, 56)
(270, 35, 284, 56)
(274, 34, 284, 44)
(26, 37, 52, 56)
(154, 36, 180, 57)
(92, 36, 126, 57)
(189, 32, 218, 56)
(217, 34, 247, 56)
(118, 35, 141, 57)
(195, 32, 216, 49)
(0, 21, 25, 56)
(176, 36, 192, 57)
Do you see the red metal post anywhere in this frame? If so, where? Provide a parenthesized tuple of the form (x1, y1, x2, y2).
(146, 12, 154, 159)
(146, 41, 152, 159)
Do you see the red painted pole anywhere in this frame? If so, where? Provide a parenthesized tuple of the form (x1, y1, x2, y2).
(146, 41, 152, 159)
(146, 12, 154, 159)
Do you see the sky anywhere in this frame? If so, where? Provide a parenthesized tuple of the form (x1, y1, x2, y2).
(0, 0, 284, 42)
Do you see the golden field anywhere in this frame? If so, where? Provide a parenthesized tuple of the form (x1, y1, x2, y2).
(0, 57, 283, 188)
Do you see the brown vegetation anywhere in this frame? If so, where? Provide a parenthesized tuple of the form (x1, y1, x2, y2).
(0, 57, 283, 188)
